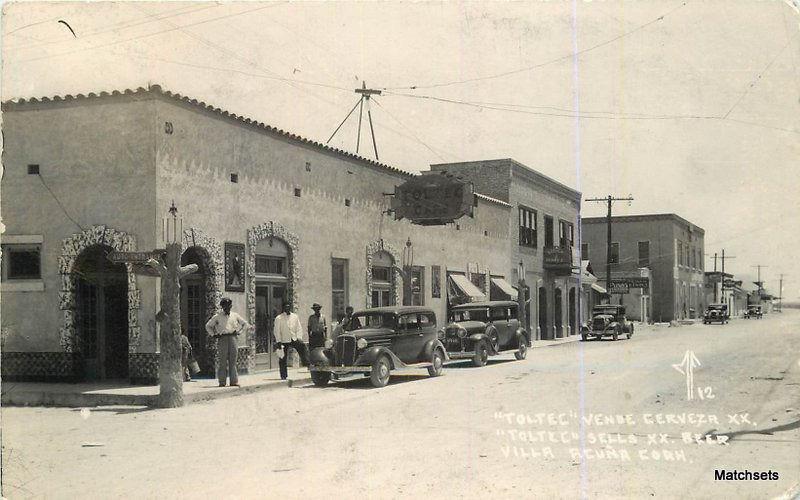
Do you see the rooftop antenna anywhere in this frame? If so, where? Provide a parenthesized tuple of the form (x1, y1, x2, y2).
(326, 81, 382, 160)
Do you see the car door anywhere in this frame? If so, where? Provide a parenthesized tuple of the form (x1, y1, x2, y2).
(489, 306, 510, 349)
(506, 305, 521, 348)
(391, 313, 422, 364)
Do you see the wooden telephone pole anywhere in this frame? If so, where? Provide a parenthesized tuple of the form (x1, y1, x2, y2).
(585, 195, 634, 298)
(146, 203, 197, 408)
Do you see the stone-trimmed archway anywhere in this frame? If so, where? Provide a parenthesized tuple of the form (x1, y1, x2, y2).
(182, 228, 224, 373)
(365, 239, 402, 308)
(247, 222, 300, 368)
(182, 228, 224, 320)
(58, 225, 140, 354)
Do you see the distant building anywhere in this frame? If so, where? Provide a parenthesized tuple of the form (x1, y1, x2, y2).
(581, 214, 705, 323)
(429, 159, 581, 340)
(704, 271, 747, 317)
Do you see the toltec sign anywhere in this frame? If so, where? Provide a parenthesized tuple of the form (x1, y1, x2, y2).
(391, 174, 474, 226)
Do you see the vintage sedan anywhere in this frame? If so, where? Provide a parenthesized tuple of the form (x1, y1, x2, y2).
(442, 301, 530, 367)
(584, 304, 634, 341)
(743, 304, 763, 319)
(703, 303, 729, 324)
(309, 306, 447, 388)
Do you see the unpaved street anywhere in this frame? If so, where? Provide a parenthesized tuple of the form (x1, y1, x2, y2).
(3, 311, 799, 499)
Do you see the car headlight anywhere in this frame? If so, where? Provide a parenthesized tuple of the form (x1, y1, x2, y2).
(356, 338, 368, 349)
(457, 328, 467, 338)
(324, 339, 333, 349)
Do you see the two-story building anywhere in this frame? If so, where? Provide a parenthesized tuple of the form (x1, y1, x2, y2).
(1, 85, 516, 383)
(428, 159, 582, 340)
(581, 214, 705, 323)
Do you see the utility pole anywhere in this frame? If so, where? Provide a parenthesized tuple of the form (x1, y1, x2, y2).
(326, 81, 382, 160)
(146, 203, 197, 408)
(586, 195, 634, 299)
(710, 252, 718, 301)
(777, 273, 786, 312)
(751, 265, 768, 290)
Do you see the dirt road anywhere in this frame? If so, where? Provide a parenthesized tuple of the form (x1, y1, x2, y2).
(3, 311, 798, 499)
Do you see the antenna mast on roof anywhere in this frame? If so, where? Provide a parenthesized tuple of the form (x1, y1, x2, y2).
(326, 81, 382, 160)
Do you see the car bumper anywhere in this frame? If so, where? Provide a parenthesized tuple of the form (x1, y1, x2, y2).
(446, 351, 476, 359)
(311, 365, 372, 374)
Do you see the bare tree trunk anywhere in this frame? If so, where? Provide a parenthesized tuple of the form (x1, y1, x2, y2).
(158, 243, 184, 408)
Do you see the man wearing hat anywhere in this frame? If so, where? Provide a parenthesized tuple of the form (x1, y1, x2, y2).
(307, 303, 328, 351)
(205, 297, 252, 387)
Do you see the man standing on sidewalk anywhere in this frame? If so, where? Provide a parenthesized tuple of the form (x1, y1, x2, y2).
(273, 302, 309, 380)
(205, 297, 252, 387)
(307, 303, 328, 350)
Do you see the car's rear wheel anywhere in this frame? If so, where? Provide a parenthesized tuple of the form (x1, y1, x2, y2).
(311, 371, 330, 387)
(472, 341, 489, 367)
(514, 335, 528, 360)
(581, 332, 588, 341)
(370, 355, 391, 388)
(427, 348, 444, 377)
(627, 323, 634, 339)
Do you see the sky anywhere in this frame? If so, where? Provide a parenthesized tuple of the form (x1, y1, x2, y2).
(2, 1, 799, 297)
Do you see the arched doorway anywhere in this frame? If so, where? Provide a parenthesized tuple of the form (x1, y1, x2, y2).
(555, 288, 563, 338)
(253, 237, 290, 370)
(181, 247, 210, 373)
(538, 286, 547, 340)
(74, 244, 129, 379)
(370, 250, 396, 307)
(568, 287, 577, 336)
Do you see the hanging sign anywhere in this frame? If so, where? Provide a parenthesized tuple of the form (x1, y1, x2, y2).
(391, 174, 474, 226)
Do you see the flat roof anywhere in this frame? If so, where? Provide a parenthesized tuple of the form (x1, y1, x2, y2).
(582, 213, 705, 233)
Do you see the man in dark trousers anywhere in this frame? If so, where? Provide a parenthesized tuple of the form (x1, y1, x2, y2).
(272, 302, 309, 380)
(307, 303, 328, 350)
(205, 297, 252, 387)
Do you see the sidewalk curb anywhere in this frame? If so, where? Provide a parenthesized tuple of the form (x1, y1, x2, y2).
(1, 376, 315, 408)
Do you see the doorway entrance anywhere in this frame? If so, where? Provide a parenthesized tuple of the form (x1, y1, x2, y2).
(180, 247, 210, 373)
(538, 286, 547, 340)
(371, 251, 395, 307)
(568, 287, 576, 336)
(74, 244, 129, 380)
(555, 288, 563, 338)
(253, 237, 290, 371)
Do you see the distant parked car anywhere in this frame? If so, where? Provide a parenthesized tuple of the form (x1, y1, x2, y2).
(703, 303, 729, 324)
(743, 304, 763, 319)
(308, 306, 447, 388)
(442, 301, 530, 367)
(584, 304, 634, 341)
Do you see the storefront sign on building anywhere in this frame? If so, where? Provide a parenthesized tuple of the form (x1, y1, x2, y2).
(390, 174, 474, 225)
(107, 250, 165, 264)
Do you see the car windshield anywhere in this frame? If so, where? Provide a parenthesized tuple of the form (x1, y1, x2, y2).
(345, 312, 395, 331)
(593, 307, 618, 315)
(453, 308, 489, 322)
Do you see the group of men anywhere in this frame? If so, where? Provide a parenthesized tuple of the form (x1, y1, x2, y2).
(204, 298, 357, 385)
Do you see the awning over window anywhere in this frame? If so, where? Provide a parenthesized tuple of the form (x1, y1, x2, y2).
(591, 283, 607, 294)
(491, 277, 518, 300)
(449, 274, 487, 302)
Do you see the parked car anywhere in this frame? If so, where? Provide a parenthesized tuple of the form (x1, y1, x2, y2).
(442, 301, 530, 367)
(743, 304, 763, 319)
(308, 306, 447, 388)
(584, 304, 634, 341)
(703, 303, 729, 324)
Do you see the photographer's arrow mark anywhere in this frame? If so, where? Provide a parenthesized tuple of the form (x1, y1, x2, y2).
(672, 350, 701, 401)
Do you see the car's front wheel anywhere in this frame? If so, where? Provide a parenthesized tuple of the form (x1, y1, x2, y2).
(311, 371, 330, 387)
(427, 348, 444, 377)
(472, 341, 489, 367)
(370, 355, 391, 388)
(612, 326, 619, 341)
(627, 323, 634, 339)
(514, 335, 528, 360)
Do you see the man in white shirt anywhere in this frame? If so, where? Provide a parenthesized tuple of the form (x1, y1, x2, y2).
(273, 302, 309, 380)
(205, 297, 253, 387)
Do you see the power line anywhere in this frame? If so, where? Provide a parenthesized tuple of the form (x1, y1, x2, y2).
(12, 3, 288, 64)
(381, 2, 687, 91)
(4, 3, 219, 51)
(723, 35, 798, 119)
(371, 98, 449, 162)
(36, 174, 84, 232)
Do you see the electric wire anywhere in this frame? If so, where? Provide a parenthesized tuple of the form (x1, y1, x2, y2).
(381, 2, 688, 91)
